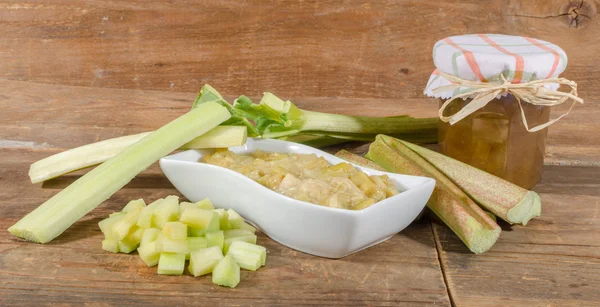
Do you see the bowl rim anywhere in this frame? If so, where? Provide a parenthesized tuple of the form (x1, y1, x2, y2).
(160, 138, 435, 216)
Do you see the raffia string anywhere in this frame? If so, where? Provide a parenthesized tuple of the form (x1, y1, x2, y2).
(434, 72, 584, 132)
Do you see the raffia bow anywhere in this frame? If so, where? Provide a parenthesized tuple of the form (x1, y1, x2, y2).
(434, 72, 584, 132)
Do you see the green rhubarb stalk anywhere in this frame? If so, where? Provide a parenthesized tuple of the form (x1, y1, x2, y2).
(392, 140, 541, 225)
(227, 241, 265, 271)
(191, 89, 438, 144)
(157, 252, 186, 275)
(180, 126, 247, 149)
(29, 125, 247, 184)
(212, 254, 241, 288)
(303, 131, 438, 143)
(31, 85, 436, 184)
(334, 150, 386, 171)
(278, 134, 351, 148)
(9, 101, 231, 243)
(189, 246, 224, 276)
(240, 92, 438, 143)
(298, 111, 438, 143)
(366, 135, 501, 254)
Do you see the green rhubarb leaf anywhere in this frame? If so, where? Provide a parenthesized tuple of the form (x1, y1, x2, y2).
(232, 95, 283, 133)
(193, 86, 261, 137)
(195, 85, 437, 142)
(259, 93, 306, 138)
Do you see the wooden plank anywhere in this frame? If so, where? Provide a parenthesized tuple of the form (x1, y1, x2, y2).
(0, 0, 597, 100)
(0, 148, 451, 306)
(434, 165, 600, 306)
(0, 227, 449, 306)
(2, 82, 597, 305)
(428, 2, 600, 303)
(1, 79, 599, 167)
(1, 0, 599, 303)
(0, 224, 449, 306)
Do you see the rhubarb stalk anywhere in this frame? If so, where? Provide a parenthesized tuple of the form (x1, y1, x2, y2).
(334, 150, 385, 171)
(255, 93, 439, 143)
(366, 135, 500, 254)
(9, 101, 231, 243)
(393, 140, 541, 225)
(28, 126, 247, 184)
(278, 134, 351, 148)
(30, 85, 437, 184)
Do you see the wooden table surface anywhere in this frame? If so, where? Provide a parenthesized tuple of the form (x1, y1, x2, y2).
(1, 1, 599, 306)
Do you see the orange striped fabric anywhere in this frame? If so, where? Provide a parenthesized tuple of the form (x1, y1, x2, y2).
(524, 37, 560, 79)
(478, 34, 524, 83)
(424, 34, 568, 99)
(443, 37, 487, 82)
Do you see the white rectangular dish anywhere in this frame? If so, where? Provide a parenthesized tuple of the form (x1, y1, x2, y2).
(160, 138, 435, 258)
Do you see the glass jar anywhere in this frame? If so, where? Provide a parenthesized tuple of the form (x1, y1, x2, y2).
(425, 34, 573, 189)
(438, 95, 550, 189)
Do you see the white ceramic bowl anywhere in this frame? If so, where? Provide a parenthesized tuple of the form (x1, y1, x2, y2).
(159, 138, 435, 258)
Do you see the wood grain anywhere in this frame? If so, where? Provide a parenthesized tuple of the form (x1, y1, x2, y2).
(0, 151, 450, 306)
(1, 0, 600, 305)
(0, 223, 450, 306)
(1, 80, 598, 306)
(0, 0, 598, 100)
(433, 165, 600, 307)
(1, 79, 598, 166)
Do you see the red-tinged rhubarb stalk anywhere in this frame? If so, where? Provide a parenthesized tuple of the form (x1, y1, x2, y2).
(396, 140, 541, 225)
(366, 134, 500, 254)
(334, 150, 385, 171)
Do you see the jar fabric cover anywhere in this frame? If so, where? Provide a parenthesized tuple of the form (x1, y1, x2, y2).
(424, 34, 568, 99)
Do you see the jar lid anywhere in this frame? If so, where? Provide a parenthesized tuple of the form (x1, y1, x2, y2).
(424, 34, 568, 98)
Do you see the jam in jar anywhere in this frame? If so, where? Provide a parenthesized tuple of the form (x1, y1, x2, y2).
(439, 95, 550, 189)
(425, 34, 574, 189)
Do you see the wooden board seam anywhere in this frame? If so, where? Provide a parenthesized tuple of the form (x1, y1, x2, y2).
(431, 221, 457, 307)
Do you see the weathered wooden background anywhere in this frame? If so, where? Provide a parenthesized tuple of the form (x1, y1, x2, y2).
(0, 0, 598, 98)
(1, 0, 599, 163)
(1, 0, 599, 306)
